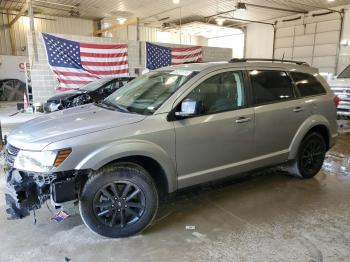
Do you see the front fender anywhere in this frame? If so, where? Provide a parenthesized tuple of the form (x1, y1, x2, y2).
(75, 139, 177, 192)
(288, 114, 332, 160)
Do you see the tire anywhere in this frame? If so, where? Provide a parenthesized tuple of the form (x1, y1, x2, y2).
(285, 132, 326, 178)
(79, 163, 159, 238)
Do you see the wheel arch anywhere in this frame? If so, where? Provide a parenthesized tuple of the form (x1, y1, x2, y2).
(288, 115, 332, 160)
(75, 140, 177, 193)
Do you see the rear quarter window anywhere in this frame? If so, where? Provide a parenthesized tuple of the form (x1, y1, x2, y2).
(290, 72, 326, 97)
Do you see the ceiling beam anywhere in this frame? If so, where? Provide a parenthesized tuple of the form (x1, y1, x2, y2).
(220, 16, 275, 26)
(245, 3, 308, 14)
(9, 0, 28, 27)
(205, 2, 308, 20)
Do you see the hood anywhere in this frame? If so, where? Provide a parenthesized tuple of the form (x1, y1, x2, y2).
(8, 104, 146, 151)
(46, 90, 84, 102)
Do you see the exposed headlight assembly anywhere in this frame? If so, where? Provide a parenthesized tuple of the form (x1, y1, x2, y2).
(14, 148, 71, 173)
(49, 102, 62, 112)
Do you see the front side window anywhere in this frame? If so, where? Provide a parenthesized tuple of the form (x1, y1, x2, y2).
(250, 70, 294, 105)
(185, 71, 246, 115)
(291, 72, 326, 97)
(104, 70, 196, 115)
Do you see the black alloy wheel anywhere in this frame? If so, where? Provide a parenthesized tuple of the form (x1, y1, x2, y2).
(80, 164, 159, 238)
(297, 133, 326, 178)
(93, 181, 146, 228)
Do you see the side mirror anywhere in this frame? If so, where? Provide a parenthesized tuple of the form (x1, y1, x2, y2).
(175, 99, 201, 118)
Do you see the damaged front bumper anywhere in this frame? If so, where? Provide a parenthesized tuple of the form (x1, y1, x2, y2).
(5, 169, 47, 219)
(5, 168, 87, 220)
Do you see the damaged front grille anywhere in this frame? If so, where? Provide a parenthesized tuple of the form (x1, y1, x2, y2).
(5, 144, 20, 168)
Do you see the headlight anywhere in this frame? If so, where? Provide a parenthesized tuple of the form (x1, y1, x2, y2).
(49, 102, 62, 112)
(14, 148, 71, 173)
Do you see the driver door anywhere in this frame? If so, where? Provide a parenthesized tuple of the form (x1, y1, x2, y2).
(173, 70, 255, 188)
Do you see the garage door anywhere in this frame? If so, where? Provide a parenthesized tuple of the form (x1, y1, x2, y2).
(274, 13, 342, 76)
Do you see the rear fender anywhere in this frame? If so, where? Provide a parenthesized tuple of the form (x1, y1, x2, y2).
(288, 115, 331, 160)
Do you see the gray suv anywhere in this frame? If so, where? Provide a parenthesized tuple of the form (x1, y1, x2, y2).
(4, 59, 338, 238)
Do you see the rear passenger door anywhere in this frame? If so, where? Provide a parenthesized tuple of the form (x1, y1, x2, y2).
(250, 70, 310, 161)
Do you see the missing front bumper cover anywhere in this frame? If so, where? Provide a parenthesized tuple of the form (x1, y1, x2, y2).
(5, 169, 49, 219)
(4, 169, 84, 220)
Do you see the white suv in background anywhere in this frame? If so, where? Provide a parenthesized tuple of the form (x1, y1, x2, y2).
(329, 65, 350, 119)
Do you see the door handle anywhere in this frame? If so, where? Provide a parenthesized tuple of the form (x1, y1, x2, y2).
(293, 107, 304, 112)
(235, 117, 251, 123)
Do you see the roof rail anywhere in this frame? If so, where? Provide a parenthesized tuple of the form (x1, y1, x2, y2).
(229, 58, 310, 66)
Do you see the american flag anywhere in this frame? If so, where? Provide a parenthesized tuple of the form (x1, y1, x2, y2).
(42, 33, 129, 91)
(146, 42, 203, 70)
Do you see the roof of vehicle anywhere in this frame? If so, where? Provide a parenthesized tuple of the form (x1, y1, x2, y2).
(159, 60, 319, 75)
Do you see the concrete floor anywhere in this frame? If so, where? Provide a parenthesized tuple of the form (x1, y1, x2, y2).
(1, 106, 350, 261)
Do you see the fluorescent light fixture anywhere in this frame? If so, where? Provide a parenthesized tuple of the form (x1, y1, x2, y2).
(117, 18, 127, 24)
(173, 0, 180, 4)
(22, 16, 30, 26)
(215, 18, 225, 26)
(340, 39, 349, 47)
(103, 22, 111, 28)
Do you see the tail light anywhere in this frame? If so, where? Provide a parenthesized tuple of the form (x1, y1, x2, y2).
(334, 95, 340, 107)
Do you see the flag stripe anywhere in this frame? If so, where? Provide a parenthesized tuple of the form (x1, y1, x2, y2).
(80, 52, 128, 58)
(172, 51, 203, 60)
(59, 79, 92, 85)
(80, 43, 127, 49)
(80, 47, 127, 54)
(81, 60, 128, 67)
(83, 65, 128, 72)
(86, 69, 129, 75)
(53, 69, 97, 78)
(80, 56, 128, 63)
(172, 49, 203, 56)
(172, 46, 202, 52)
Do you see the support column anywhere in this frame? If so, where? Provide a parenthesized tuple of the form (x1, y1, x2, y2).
(28, 0, 38, 61)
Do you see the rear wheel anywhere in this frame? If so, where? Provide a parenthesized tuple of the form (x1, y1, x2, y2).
(286, 132, 326, 178)
(79, 163, 158, 238)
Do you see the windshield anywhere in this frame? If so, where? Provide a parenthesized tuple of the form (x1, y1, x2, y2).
(103, 70, 196, 115)
(80, 78, 113, 91)
(338, 65, 350, 79)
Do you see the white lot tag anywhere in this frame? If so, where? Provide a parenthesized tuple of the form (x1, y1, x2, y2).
(170, 70, 193, 76)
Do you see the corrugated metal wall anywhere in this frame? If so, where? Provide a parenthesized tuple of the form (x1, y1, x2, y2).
(0, 14, 13, 55)
(0, 14, 94, 56)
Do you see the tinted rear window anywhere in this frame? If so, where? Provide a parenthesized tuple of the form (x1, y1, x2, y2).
(291, 72, 326, 97)
(250, 70, 295, 105)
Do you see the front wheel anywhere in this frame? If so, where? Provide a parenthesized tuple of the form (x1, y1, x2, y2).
(285, 132, 326, 178)
(79, 163, 159, 238)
